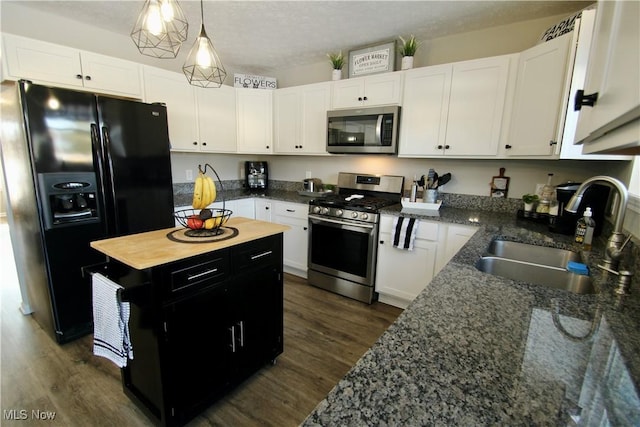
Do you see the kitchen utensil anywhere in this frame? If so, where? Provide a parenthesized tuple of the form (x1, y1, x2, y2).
(431, 172, 438, 189)
(437, 173, 451, 188)
(427, 169, 435, 189)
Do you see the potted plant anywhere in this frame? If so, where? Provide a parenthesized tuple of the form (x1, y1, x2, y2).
(327, 51, 344, 80)
(522, 194, 539, 217)
(399, 35, 419, 70)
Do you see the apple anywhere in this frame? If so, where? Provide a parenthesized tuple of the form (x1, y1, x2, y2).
(187, 215, 204, 229)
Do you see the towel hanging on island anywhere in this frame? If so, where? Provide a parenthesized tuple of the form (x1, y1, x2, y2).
(392, 216, 419, 251)
(92, 273, 133, 368)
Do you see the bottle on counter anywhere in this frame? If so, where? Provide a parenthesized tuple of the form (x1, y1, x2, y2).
(409, 180, 418, 202)
(574, 207, 596, 251)
(536, 173, 555, 214)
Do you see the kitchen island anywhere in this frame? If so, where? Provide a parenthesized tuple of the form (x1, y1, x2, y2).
(303, 207, 640, 426)
(90, 217, 290, 427)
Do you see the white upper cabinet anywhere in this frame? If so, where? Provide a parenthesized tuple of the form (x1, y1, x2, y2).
(503, 33, 572, 157)
(236, 88, 273, 154)
(195, 85, 237, 153)
(331, 73, 402, 109)
(574, 0, 640, 154)
(274, 82, 330, 155)
(144, 67, 237, 153)
(398, 64, 452, 157)
(143, 66, 198, 151)
(398, 55, 512, 157)
(2, 33, 142, 99)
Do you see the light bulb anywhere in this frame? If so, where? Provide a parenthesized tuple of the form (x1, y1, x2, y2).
(160, 0, 174, 22)
(196, 38, 212, 67)
(145, 3, 162, 36)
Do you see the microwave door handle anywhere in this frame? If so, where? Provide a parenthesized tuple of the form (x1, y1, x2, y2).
(375, 115, 383, 145)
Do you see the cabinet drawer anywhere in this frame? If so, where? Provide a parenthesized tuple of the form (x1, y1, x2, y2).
(380, 216, 439, 241)
(273, 202, 307, 219)
(170, 254, 229, 294)
(232, 235, 283, 273)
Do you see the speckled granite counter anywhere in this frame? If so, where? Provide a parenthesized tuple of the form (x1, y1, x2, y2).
(303, 205, 640, 426)
(173, 187, 640, 424)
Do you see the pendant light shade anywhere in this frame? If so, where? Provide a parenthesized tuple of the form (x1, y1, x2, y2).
(183, 1, 227, 88)
(131, 0, 188, 59)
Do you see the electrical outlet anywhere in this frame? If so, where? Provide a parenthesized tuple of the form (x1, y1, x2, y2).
(305, 171, 312, 179)
(186, 169, 193, 181)
(535, 183, 544, 195)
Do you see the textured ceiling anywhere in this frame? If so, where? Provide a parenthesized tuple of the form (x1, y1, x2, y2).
(10, 1, 591, 75)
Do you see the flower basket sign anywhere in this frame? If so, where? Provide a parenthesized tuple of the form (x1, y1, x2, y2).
(348, 41, 396, 78)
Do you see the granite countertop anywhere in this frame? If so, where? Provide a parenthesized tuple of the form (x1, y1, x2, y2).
(304, 204, 640, 426)
(173, 189, 640, 424)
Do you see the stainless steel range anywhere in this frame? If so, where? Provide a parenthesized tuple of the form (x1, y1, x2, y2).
(307, 172, 404, 304)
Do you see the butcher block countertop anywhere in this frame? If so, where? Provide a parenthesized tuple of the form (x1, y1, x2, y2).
(90, 217, 290, 270)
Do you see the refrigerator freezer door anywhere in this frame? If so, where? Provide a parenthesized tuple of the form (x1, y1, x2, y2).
(97, 98, 175, 236)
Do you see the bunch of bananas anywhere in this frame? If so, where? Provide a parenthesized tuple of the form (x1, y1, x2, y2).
(192, 170, 217, 209)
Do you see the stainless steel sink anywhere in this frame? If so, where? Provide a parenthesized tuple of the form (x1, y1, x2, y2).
(484, 239, 581, 268)
(476, 240, 596, 294)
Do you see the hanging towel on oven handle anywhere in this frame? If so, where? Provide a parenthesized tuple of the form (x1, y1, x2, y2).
(392, 216, 419, 251)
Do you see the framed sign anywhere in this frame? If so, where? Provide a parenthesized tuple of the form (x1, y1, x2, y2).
(348, 40, 396, 78)
(233, 73, 277, 89)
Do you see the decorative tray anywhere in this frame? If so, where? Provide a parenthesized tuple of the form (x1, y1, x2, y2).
(297, 190, 331, 197)
(401, 198, 442, 211)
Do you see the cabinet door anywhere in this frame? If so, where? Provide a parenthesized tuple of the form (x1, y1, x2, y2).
(436, 224, 477, 274)
(575, 0, 640, 151)
(446, 56, 510, 156)
(363, 73, 403, 106)
(164, 284, 232, 420)
(254, 199, 273, 222)
(398, 64, 452, 156)
(300, 82, 331, 154)
(79, 51, 143, 98)
(375, 232, 437, 308)
(331, 78, 365, 109)
(230, 266, 283, 377)
(3, 33, 83, 88)
(505, 34, 571, 156)
(273, 202, 308, 274)
(273, 87, 301, 153)
(196, 85, 237, 153)
(143, 66, 198, 151)
(236, 88, 273, 153)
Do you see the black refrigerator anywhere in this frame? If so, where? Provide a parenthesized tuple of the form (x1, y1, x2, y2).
(0, 81, 175, 344)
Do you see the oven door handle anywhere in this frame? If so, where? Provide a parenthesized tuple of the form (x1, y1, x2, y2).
(309, 215, 375, 230)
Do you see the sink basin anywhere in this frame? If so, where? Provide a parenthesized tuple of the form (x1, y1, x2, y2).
(484, 239, 581, 268)
(476, 239, 596, 294)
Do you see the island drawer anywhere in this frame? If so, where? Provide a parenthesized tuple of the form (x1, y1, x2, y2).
(232, 234, 283, 273)
(168, 251, 230, 295)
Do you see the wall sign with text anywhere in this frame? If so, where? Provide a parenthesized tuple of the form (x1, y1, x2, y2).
(348, 41, 396, 78)
(234, 74, 277, 89)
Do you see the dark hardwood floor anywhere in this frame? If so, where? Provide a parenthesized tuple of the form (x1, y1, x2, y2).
(0, 222, 402, 426)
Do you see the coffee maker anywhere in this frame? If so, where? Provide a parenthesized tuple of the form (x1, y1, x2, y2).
(245, 161, 268, 191)
(550, 182, 610, 236)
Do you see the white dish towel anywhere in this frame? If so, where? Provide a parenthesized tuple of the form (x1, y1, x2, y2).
(392, 216, 419, 251)
(92, 273, 133, 368)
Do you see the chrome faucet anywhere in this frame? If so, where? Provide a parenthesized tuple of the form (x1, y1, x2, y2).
(565, 176, 629, 270)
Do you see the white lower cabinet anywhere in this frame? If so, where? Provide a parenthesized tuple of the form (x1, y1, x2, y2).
(376, 216, 477, 309)
(269, 201, 309, 277)
(254, 199, 273, 222)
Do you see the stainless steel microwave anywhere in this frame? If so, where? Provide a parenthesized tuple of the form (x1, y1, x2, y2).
(327, 106, 400, 154)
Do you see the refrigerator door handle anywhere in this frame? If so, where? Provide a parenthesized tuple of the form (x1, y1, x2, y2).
(90, 123, 110, 233)
(101, 125, 120, 236)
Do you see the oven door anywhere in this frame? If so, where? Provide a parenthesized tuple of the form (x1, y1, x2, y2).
(308, 214, 378, 286)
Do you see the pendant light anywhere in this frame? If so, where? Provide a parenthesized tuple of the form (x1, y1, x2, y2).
(131, 0, 188, 59)
(183, 0, 227, 88)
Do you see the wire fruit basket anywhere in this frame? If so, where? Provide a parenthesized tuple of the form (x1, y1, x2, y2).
(174, 164, 233, 237)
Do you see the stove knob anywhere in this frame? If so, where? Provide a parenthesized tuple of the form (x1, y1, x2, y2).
(321, 207, 330, 215)
(336, 209, 343, 216)
(361, 213, 369, 220)
(351, 212, 359, 219)
(313, 206, 321, 214)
